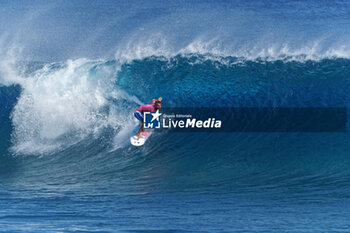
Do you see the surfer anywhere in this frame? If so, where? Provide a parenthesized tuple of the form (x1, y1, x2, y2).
(134, 97, 162, 138)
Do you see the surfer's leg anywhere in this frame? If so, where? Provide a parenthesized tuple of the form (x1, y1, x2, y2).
(134, 111, 144, 138)
(137, 124, 144, 138)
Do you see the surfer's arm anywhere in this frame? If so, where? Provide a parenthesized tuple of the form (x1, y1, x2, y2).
(152, 97, 162, 102)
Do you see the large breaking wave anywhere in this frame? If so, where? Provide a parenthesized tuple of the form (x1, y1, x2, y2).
(0, 54, 349, 196)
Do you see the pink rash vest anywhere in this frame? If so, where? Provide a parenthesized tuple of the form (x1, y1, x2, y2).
(137, 101, 156, 113)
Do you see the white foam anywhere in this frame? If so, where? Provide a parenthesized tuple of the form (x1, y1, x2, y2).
(114, 33, 350, 62)
(0, 43, 24, 86)
(7, 58, 140, 155)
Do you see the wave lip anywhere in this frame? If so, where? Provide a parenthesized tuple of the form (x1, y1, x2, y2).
(114, 34, 350, 63)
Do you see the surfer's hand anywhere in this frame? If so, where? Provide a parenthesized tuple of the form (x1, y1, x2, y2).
(158, 97, 162, 101)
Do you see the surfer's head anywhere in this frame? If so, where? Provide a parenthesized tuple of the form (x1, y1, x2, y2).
(154, 100, 162, 110)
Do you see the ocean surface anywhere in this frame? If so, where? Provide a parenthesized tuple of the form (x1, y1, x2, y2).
(1, 0, 350, 232)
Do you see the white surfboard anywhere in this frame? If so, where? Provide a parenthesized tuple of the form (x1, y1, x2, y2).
(130, 125, 153, 146)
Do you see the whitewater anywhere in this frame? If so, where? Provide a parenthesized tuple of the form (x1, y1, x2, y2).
(1, 0, 350, 232)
